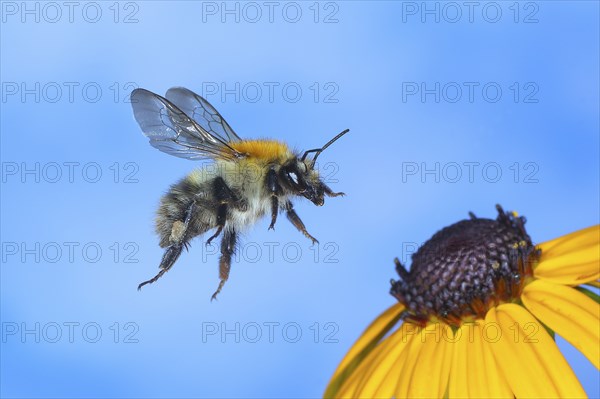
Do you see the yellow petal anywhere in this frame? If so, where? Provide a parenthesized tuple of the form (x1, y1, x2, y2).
(335, 323, 409, 399)
(373, 325, 418, 398)
(522, 279, 600, 369)
(408, 323, 453, 398)
(394, 324, 423, 398)
(449, 323, 470, 398)
(435, 324, 454, 398)
(324, 303, 404, 398)
(486, 304, 586, 398)
(335, 328, 394, 399)
(539, 225, 599, 256)
(478, 321, 513, 398)
(339, 323, 418, 398)
(535, 225, 600, 285)
(486, 306, 554, 397)
(586, 280, 600, 289)
(352, 322, 415, 398)
(449, 320, 512, 398)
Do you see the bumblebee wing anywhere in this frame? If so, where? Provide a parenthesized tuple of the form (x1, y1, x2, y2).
(130, 88, 244, 161)
(165, 87, 243, 143)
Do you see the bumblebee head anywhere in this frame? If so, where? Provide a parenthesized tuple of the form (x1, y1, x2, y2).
(279, 159, 326, 206)
(279, 129, 349, 206)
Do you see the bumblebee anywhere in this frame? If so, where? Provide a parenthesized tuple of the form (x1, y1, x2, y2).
(130, 87, 348, 300)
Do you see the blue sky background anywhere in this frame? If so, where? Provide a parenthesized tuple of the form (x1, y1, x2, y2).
(1, 1, 599, 398)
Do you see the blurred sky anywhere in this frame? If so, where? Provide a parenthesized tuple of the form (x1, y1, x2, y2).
(1, 1, 599, 398)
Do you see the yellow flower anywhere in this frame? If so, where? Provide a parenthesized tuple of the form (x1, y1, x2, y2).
(325, 206, 599, 398)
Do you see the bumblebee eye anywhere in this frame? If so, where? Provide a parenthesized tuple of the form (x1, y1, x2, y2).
(287, 171, 299, 185)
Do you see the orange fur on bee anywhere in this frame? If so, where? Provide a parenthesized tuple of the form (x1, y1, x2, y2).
(229, 140, 292, 162)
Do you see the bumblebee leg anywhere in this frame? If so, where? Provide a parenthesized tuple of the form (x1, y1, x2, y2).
(211, 228, 237, 301)
(269, 197, 278, 230)
(266, 168, 282, 230)
(138, 202, 196, 290)
(285, 201, 319, 245)
(137, 245, 183, 290)
(321, 182, 345, 197)
(214, 176, 241, 204)
(206, 177, 237, 245)
(206, 203, 227, 245)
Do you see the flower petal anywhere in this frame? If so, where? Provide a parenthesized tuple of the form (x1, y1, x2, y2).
(449, 323, 470, 398)
(478, 321, 513, 398)
(577, 286, 600, 304)
(538, 225, 599, 255)
(486, 304, 586, 398)
(586, 280, 600, 289)
(408, 323, 453, 398)
(535, 225, 600, 285)
(522, 279, 600, 369)
(376, 325, 418, 398)
(337, 323, 418, 398)
(352, 322, 415, 398)
(335, 328, 395, 399)
(435, 325, 454, 398)
(324, 303, 404, 398)
(394, 324, 424, 398)
(449, 320, 513, 398)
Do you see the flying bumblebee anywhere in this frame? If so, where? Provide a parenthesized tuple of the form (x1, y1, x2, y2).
(130, 87, 348, 300)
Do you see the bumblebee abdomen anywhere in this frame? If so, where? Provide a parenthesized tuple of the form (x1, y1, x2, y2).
(155, 174, 213, 247)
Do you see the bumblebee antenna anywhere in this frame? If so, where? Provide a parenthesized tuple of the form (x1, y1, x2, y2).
(301, 129, 350, 163)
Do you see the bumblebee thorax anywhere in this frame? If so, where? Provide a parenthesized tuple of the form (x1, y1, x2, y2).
(229, 140, 293, 163)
